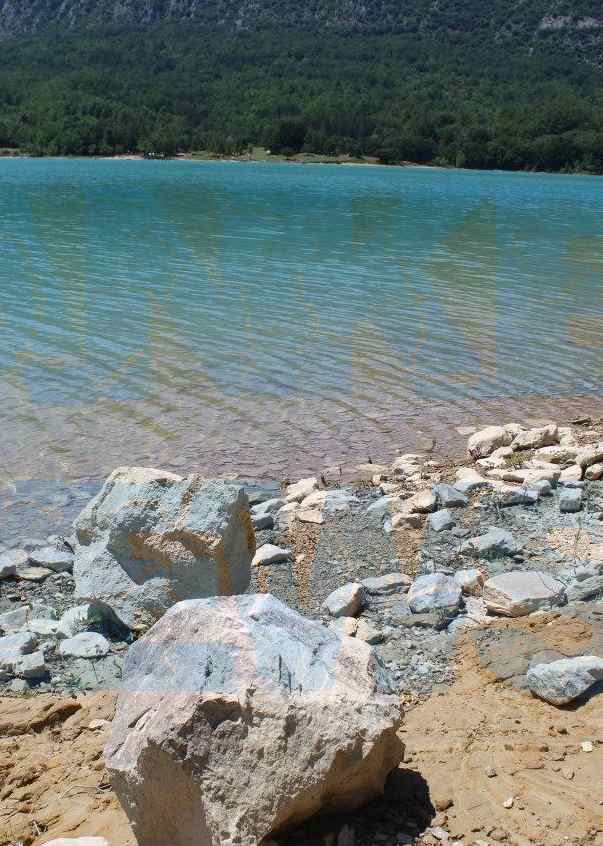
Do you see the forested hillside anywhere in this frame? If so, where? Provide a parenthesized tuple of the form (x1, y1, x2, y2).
(0, 0, 602, 171)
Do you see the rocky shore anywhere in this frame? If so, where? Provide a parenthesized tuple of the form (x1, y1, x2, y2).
(1, 416, 603, 846)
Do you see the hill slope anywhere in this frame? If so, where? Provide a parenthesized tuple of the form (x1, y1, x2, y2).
(0, 2, 602, 171)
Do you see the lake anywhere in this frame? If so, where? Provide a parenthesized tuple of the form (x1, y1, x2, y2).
(1, 158, 602, 499)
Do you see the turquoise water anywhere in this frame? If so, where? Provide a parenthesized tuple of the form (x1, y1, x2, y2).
(0, 158, 602, 483)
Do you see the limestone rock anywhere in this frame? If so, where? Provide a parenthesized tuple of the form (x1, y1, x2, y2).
(0, 548, 27, 579)
(57, 603, 115, 638)
(251, 513, 274, 530)
(527, 656, 603, 705)
(0, 631, 38, 674)
(105, 594, 403, 846)
(73, 467, 254, 629)
(497, 485, 539, 507)
(463, 527, 522, 559)
(299, 489, 358, 513)
(467, 426, 513, 459)
(59, 632, 111, 659)
(361, 573, 412, 595)
(566, 575, 603, 603)
(407, 574, 461, 614)
(428, 509, 456, 532)
(576, 442, 603, 471)
(536, 444, 578, 464)
(433, 484, 468, 508)
(355, 619, 383, 644)
(454, 569, 484, 596)
(483, 571, 566, 617)
(560, 464, 582, 483)
(406, 490, 437, 514)
(15, 650, 47, 679)
(28, 545, 74, 572)
(585, 462, 603, 481)
(251, 497, 286, 517)
(252, 544, 292, 566)
(560, 488, 583, 513)
(285, 476, 319, 502)
(323, 583, 364, 618)
(511, 424, 558, 451)
(454, 469, 493, 493)
(297, 508, 324, 524)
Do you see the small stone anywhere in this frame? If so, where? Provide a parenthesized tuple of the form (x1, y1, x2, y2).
(454, 569, 484, 596)
(559, 488, 583, 513)
(297, 508, 324, 524)
(429, 509, 456, 533)
(485, 765, 497, 778)
(252, 544, 292, 567)
(28, 545, 74, 572)
(408, 574, 461, 614)
(252, 498, 286, 517)
(407, 490, 438, 514)
(15, 650, 47, 679)
(59, 632, 111, 659)
(323, 583, 364, 618)
(464, 528, 522, 560)
(581, 740, 593, 753)
(502, 797, 514, 809)
(433, 484, 468, 508)
(585, 462, 603, 481)
(390, 511, 424, 530)
(27, 618, 61, 637)
(251, 513, 274, 530)
(561, 767, 574, 780)
(285, 476, 319, 503)
(468, 426, 513, 459)
(0, 548, 27, 579)
(361, 573, 412, 595)
(560, 464, 582, 483)
(15, 565, 53, 582)
(512, 424, 558, 451)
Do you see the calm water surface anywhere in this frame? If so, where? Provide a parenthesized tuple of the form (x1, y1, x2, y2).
(1, 159, 602, 492)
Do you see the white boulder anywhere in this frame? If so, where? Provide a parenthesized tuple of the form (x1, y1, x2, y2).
(105, 594, 403, 846)
(407, 574, 461, 614)
(467, 426, 513, 459)
(323, 583, 364, 617)
(483, 571, 566, 617)
(527, 656, 603, 705)
(73, 467, 254, 629)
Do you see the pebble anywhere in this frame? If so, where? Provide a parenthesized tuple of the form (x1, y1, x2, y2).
(502, 797, 514, 809)
(581, 740, 593, 753)
(559, 488, 583, 513)
(485, 765, 497, 778)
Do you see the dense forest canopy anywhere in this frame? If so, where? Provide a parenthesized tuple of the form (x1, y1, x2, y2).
(0, 0, 602, 171)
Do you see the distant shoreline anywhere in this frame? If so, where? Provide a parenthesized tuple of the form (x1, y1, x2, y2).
(0, 148, 601, 177)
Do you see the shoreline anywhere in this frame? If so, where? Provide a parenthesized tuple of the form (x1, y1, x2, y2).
(1, 149, 601, 177)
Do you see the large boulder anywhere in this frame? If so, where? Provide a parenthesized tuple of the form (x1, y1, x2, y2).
(483, 571, 566, 617)
(105, 594, 403, 846)
(73, 467, 255, 629)
(527, 656, 603, 705)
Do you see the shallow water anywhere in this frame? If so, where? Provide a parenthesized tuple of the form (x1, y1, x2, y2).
(1, 159, 602, 498)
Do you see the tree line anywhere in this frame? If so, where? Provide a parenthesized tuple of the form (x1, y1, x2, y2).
(0, 25, 602, 173)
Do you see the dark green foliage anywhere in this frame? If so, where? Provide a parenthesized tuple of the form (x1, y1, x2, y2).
(0, 16, 602, 172)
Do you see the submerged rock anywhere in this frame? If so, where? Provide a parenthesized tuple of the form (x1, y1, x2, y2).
(73, 467, 254, 629)
(105, 594, 403, 846)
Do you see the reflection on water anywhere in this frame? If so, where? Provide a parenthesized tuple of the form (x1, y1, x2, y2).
(0, 159, 602, 487)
